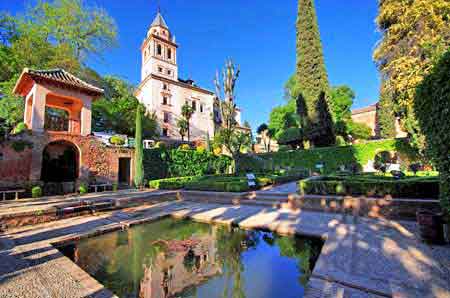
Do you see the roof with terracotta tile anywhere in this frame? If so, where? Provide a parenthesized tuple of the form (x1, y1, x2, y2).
(14, 68, 104, 96)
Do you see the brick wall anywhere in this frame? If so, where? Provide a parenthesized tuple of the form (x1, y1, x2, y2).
(0, 132, 134, 189)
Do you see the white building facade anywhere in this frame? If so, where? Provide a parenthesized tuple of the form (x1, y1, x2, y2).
(135, 12, 242, 141)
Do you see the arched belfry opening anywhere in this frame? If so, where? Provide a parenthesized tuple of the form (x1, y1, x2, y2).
(41, 140, 79, 183)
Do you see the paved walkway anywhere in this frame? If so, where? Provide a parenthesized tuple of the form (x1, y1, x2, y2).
(0, 189, 176, 219)
(259, 181, 298, 193)
(0, 200, 449, 298)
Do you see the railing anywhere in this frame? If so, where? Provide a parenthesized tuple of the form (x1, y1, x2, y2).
(44, 114, 69, 132)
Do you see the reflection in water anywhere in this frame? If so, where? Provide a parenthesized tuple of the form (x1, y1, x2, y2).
(63, 217, 322, 298)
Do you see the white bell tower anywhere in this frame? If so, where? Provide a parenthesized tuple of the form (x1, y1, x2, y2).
(141, 10, 178, 81)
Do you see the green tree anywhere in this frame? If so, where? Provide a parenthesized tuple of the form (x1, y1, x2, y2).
(374, 0, 450, 152)
(176, 118, 188, 141)
(92, 76, 157, 137)
(329, 85, 354, 122)
(24, 0, 117, 61)
(309, 91, 335, 147)
(415, 50, 450, 217)
(134, 105, 144, 188)
(180, 102, 194, 141)
(377, 84, 396, 139)
(0, 0, 118, 132)
(296, 0, 330, 146)
(270, 103, 299, 131)
(256, 123, 269, 151)
(277, 127, 303, 149)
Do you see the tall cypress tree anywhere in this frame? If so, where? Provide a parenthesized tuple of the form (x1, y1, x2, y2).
(377, 84, 396, 139)
(134, 104, 144, 188)
(296, 0, 331, 146)
(312, 91, 335, 146)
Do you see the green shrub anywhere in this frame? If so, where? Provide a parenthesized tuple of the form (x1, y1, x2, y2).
(11, 140, 33, 152)
(184, 180, 249, 192)
(155, 141, 166, 149)
(149, 176, 195, 189)
(179, 144, 191, 150)
(299, 175, 439, 199)
(31, 186, 42, 198)
(347, 121, 372, 140)
(335, 135, 347, 146)
(12, 122, 28, 135)
(79, 184, 88, 194)
(109, 135, 126, 146)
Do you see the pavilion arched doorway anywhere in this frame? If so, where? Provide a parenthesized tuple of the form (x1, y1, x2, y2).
(41, 140, 80, 194)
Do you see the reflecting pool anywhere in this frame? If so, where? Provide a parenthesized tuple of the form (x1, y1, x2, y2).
(60, 217, 323, 298)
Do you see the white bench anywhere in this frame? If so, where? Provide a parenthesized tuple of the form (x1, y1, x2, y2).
(246, 173, 257, 188)
(0, 189, 25, 201)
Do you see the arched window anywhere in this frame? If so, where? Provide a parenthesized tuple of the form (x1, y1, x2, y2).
(157, 44, 162, 56)
(167, 48, 172, 59)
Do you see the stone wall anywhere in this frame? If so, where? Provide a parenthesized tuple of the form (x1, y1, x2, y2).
(0, 131, 134, 190)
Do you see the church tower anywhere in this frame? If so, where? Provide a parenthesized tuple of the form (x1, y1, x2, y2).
(141, 10, 178, 81)
(136, 10, 241, 141)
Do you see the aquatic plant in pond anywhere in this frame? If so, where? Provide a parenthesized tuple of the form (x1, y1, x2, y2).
(61, 217, 322, 298)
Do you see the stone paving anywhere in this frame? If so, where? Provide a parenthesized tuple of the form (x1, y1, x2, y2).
(0, 189, 175, 218)
(0, 199, 449, 298)
(258, 181, 298, 193)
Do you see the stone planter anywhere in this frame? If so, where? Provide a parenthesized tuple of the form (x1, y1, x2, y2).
(416, 210, 445, 244)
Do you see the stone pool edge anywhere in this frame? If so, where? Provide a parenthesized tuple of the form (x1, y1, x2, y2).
(49, 204, 330, 298)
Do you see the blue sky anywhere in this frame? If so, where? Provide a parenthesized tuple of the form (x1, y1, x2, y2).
(1, 0, 381, 130)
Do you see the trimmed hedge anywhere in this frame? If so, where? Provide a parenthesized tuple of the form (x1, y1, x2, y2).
(299, 175, 439, 199)
(237, 139, 417, 174)
(148, 173, 306, 192)
(143, 148, 232, 181)
(148, 176, 195, 190)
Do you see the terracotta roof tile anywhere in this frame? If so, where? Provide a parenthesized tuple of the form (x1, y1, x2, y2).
(25, 68, 104, 95)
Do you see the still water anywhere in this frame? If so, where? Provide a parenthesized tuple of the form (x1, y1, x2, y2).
(61, 217, 322, 298)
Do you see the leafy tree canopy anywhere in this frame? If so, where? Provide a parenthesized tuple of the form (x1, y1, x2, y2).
(92, 76, 157, 138)
(415, 49, 450, 216)
(328, 85, 354, 122)
(374, 0, 450, 152)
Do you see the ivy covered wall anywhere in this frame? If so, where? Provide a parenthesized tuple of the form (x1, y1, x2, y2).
(143, 148, 232, 181)
(237, 139, 417, 174)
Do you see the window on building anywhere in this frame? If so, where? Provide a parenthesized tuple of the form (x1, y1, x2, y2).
(191, 100, 196, 111)
(163, 112, 170, 123)
(162, 96, 168, 105)
(167, 69, 172, 76)
(162, 128, 168, 136)
(167, 48, 172, 59)
(163, 83, 168, 90)
(158, 66, 163, 73)
(157, 44, 162, 56)
(200, 104, 204, 113)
